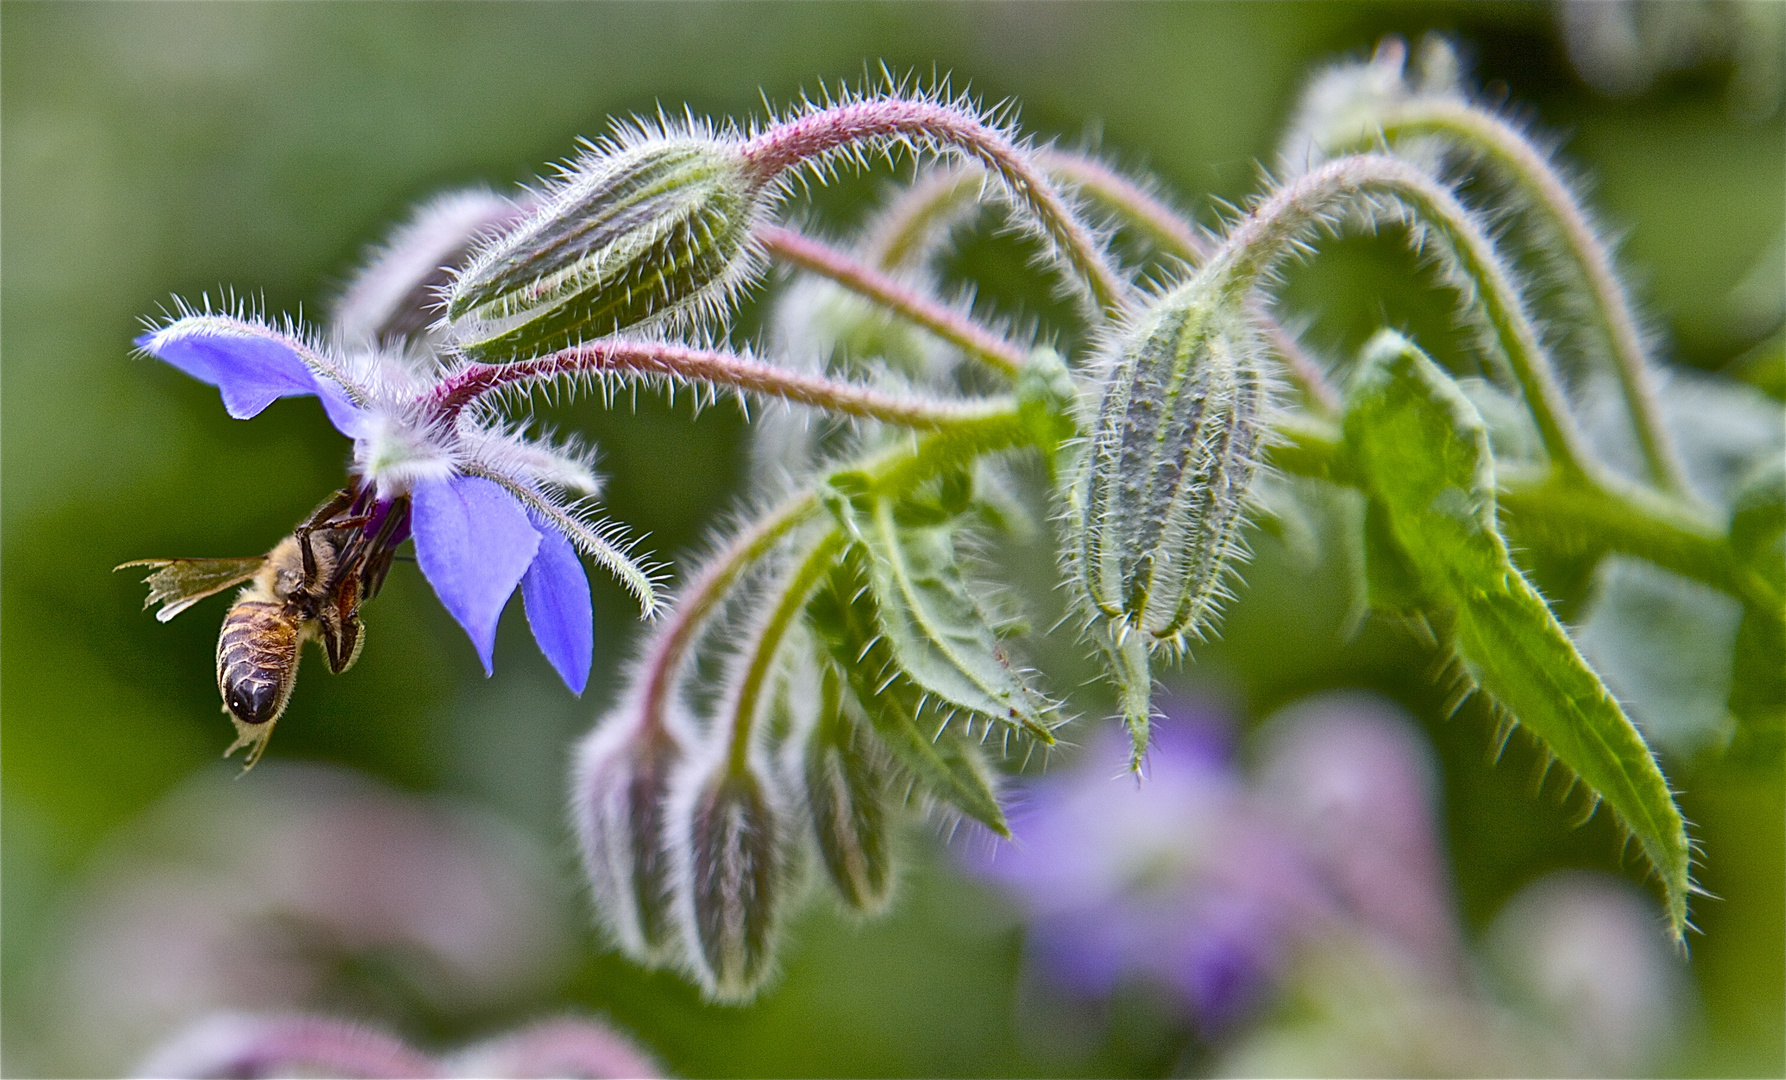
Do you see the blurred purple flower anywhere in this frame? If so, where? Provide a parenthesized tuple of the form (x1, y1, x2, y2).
(968, 703, 1331, 1031)
(134, 1012, 662, 1080)
(137, 313, 621, 691)
(23, 763, 574, 1077)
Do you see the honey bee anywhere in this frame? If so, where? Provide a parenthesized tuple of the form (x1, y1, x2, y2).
(120, 487, 408, 767)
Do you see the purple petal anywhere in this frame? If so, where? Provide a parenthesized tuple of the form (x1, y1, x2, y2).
(138, 317, 323, 419)
(412, 476, 540, 673)
(315, 379, 375, 439)
(521, 514, 593, 694)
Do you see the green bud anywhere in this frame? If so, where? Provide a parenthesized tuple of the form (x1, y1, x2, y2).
(673, 761, 784, 1002)
(446, 138, 762, 361)
(1071, 279, 1268, 761)
(803, 663, 896, 912)
(1073, 280, 1267, 649)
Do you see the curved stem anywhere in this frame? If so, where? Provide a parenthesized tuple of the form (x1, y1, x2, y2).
(724, 530, 848, 776)
(1039, 148, 1343, 414)
(859, 165, 982, 273)
(757, 224, 1027, 376)
(638, 491, 824, 738)
(1262, 418, 1759, 610)
(1039, 149, 1206, 261)
(432, 340, 1014, 430)
(1209, 154, 1595, 482)
(634, 402, 1036, 742)
(1359, 100, 1689, 495)
(738, 97, 1132, 319)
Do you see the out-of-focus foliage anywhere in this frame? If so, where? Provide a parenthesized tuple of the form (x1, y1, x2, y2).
(4, 3, 1779, 1077)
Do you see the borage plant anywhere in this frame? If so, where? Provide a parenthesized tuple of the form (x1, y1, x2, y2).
(130, 42, 1781, 1002)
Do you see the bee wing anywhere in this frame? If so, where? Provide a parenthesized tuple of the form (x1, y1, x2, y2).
(116, 556, 268, 622)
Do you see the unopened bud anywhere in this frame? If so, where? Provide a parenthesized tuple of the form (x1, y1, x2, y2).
(332, 188, 523, 347)
(446, 138, 763, 361)
(671, 760, 785, 1001)
(1071, 280, 1267, 762)
(1073, 281, 1267, 651)
(572, 714, 682, 965)
(803, 664, 896, 912)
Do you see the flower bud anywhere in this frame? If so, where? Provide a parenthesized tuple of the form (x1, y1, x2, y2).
(446, 138, 763, 361)
(332, 188, 523, 348)
(1072, 280, 1268, 652)
(670, 758, 785, 1001)
(572, 713, 682, 965)
(803, 664, 896, 912)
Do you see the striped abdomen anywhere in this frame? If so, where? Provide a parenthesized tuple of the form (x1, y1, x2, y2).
(216, 599, 303, 726)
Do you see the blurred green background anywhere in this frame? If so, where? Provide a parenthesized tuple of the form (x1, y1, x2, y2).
(3, 2, 1780, 1076)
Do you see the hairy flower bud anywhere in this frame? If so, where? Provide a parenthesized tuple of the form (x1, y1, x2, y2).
(1074, 281, 1268, 650)
(446, 137, 763, 361)
(333, 188, 523, 348)
(803, 664, 896, 912)
(1071, 279, 1268, 760)
(572, 714, 682, 965)
(670, 758, 785, 1001)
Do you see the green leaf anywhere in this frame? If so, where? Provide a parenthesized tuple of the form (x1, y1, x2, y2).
(805, 549, 1009, 836)
(836, 494, 1056, 742)
(1361, 496, 1427, 614)
(1344, 330, 1692, 937)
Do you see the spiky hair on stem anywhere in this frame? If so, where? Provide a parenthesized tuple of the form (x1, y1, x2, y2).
(737, 72, 1134, 322)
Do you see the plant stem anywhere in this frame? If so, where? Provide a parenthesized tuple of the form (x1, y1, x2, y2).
(433, 340, 1013, 429)
(1263, 418, 1764, 610)
(1039, 148, 1343, 414)
(724, 530, 849, 776)
(1210, 154, 1596, 483)
(1354, 100, 1689, 496)
(634, 401, 1036, 742)
(637, 491, 823, 738)
(737, 97, 1132, 319)
(757, 224, 1028, 376)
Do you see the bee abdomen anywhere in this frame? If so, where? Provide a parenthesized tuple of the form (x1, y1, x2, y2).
(217, 600, 302, 726)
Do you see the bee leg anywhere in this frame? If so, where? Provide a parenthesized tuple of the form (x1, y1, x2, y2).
(293, 488, 356, 583)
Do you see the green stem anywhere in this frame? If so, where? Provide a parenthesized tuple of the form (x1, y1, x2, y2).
(643, 402, 1038, 742)
(638, 490, 823, 739)
(1353, 101, 1690, 496)
(1210, 154, 1596, 483)
(725, 530, 849, 776)
(1264, 419, 1766, 611)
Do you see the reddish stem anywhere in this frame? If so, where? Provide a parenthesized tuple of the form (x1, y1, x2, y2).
(430, 340, 1009, 428)
(757, 224, 1027, 375)
(739, 97, 1130, 318)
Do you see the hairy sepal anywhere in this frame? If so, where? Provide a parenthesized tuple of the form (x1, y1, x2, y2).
(1070, 277, 1267, 758)
(446, 139, 761, 361)
(669, 757, 786, 1002)
(1344, 330, 1691, 937)
(571, 709, 683, 966)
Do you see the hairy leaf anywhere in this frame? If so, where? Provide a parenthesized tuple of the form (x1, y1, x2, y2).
(805, 549, 1008, 836)
(835, 494, 1054, 742)
(1344, 330, 1691, 936)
